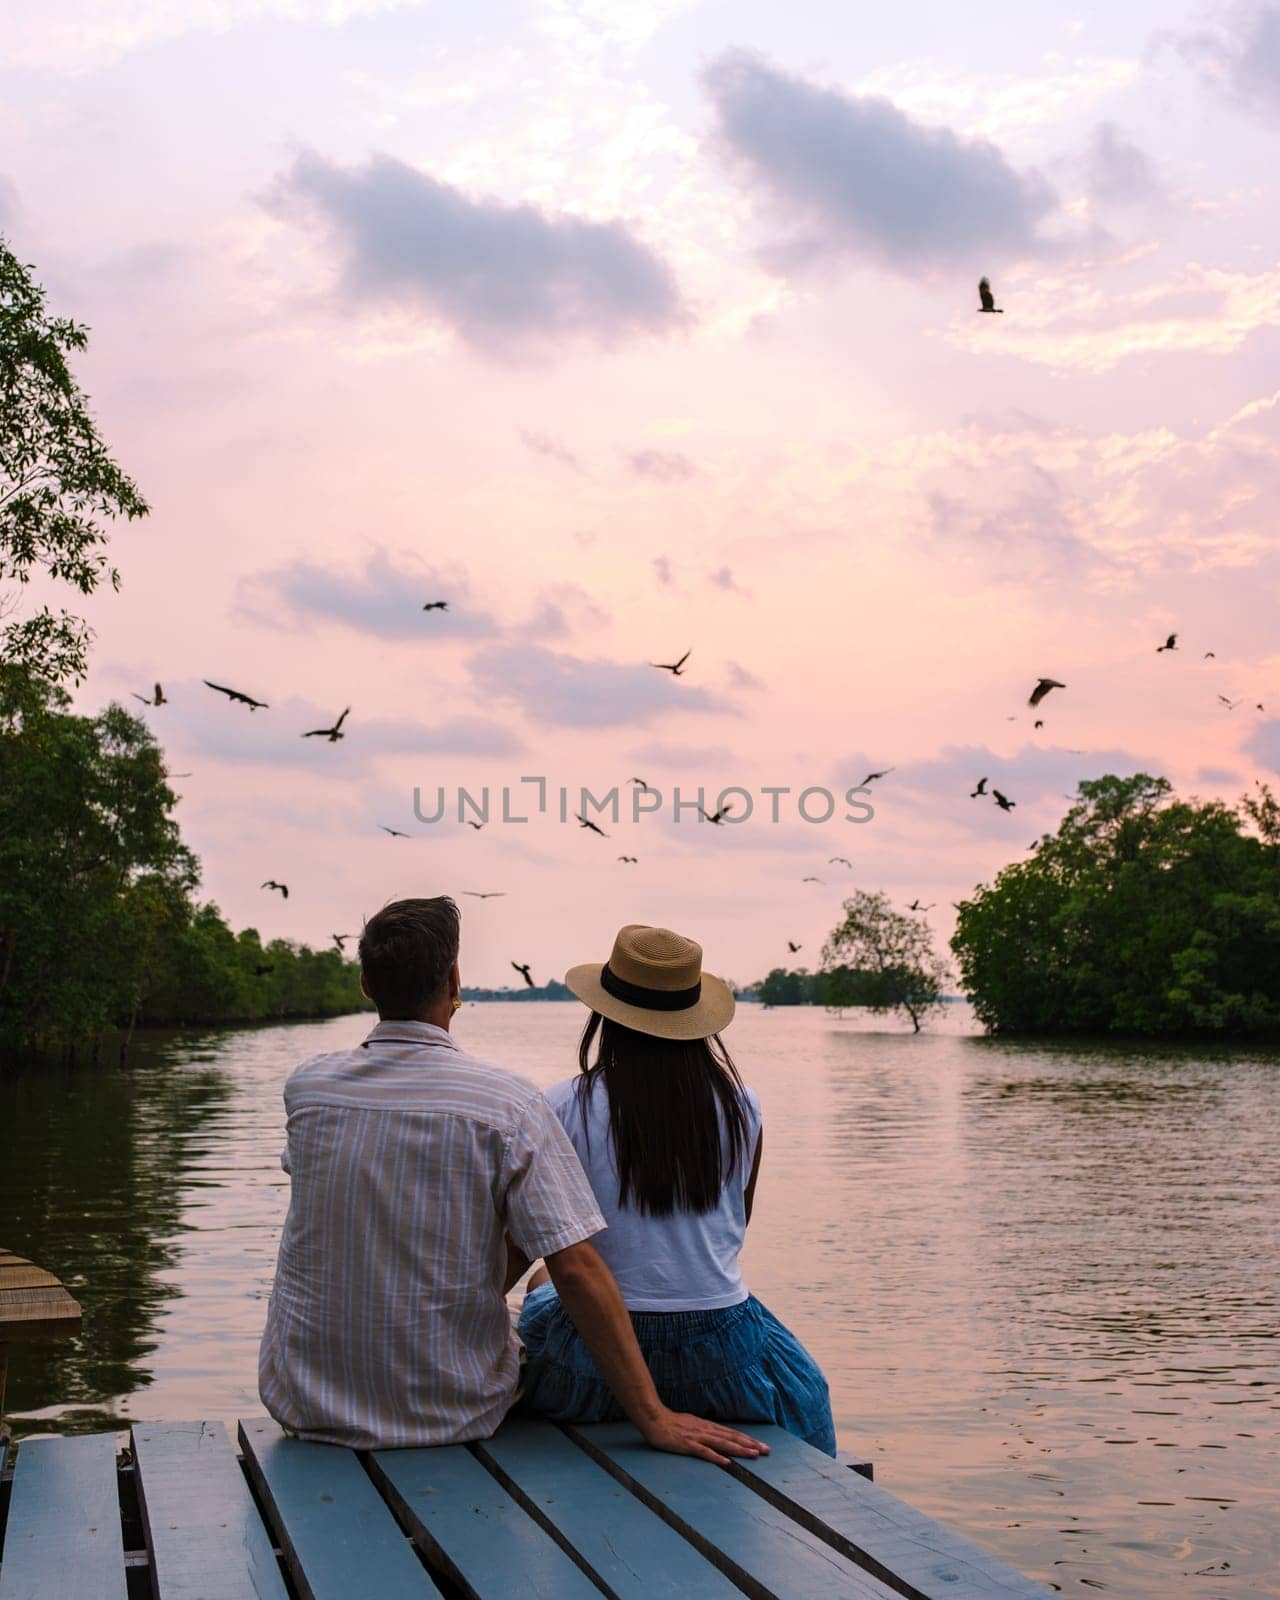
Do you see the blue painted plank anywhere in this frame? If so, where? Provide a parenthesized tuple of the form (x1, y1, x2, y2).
(728, 1426, 1052, 1598)
(368, 1439, 602, 1600)
(131, 1422, 288, 1600)
(0, 1433, 125, 1600)
(475, 1417, 743, 1600)
(237, 1419, 441, 1600)
(566, 1423, 902, 1600)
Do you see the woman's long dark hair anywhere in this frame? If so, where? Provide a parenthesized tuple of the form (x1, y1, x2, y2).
(573, 1012, 751, 1217)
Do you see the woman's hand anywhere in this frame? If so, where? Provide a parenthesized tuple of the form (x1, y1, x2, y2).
(636, 1408, 771, 1465)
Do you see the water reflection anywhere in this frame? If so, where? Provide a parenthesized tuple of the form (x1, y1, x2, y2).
(2, 1037, 235, 1426)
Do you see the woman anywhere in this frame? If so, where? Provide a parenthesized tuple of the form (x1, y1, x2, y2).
(518, 923, 837, 1455)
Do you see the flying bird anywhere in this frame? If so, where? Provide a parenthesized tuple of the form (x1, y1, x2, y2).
(787, 941, 802, 954)
(422, 600, 449, 612)
(651, 650, 690, 676)
(303, 707, 350, 742)
(132, 682, 166, 706)
(463, 891, 506, 899)
(511, 962, 535, 988)
(1218, 695, 1241, 710)
(465, 821, 485, 831)
(992, 790, 1016, 812)
(380, 825, 411, 838)
(978, 277, 1003, 313)
(1034, 719, 1044, 730)
(617, 855, 638, 863)
(331, 934, 351, 952)
(1204, 651, 1216, 659)
(630, 777, 649, 788)
(261, 880, 289, 898)
(1028, 678, 1065, 709)
(698, 803, 734, 825)
(801, 876, 824, 884)
(1157, 633, 1178, 652)
(828, 856, 852, 867)
(576, 813, 609, 836)
(970, 777, 989, 798)
(857, 767, 894, 786)
(907, 900, 934, 913)
(205, 680, 268, 710)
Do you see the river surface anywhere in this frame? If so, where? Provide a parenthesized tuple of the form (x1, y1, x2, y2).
(3, 1004, 1277, 1596)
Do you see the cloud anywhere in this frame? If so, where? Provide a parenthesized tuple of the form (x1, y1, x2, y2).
(708, 566, 749, 594)
(238, 551, 499, 640)
(274, 150, 685, 356)
(652, 555, 673, 587)
(1196, 765, 1244, 787)
(0, 175, 19, 231)
(172, 690, 523, 769)
(727, 660, 764, 690)
(520, 430, 583, 471)
(628, 741, 736, 769)
(702, 49, 1059, 277)
(626, 449, 697, 481)
(1181, 3, 1280, 120)
(467, 644, 734, 728)
(1085, 123, 1161, 207)
(1243, 718, 1280, 771)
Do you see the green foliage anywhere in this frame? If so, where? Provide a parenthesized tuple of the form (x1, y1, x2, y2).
(1, 238, 148, 685)
(0, 670, 368, 1054)
(756, 967, 820, 1005)
(821, 890, 950, 1032)
(951, 773, 1280, 1038)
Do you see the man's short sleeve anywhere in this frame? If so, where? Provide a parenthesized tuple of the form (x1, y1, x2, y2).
(501, 1093, 605, 1260)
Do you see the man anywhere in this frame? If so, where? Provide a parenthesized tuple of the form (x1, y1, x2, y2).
(259, 895, 767, 1464)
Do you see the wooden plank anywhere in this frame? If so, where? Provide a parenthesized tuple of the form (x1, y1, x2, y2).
(475, 1417, 743, 1600)
(131, 1422, 288, 1600)
(237, 1419, 442, 1600)
(0, 1283, 82, 1342)
(0, 1266, 65, 1290)
(727, 1426, 1051, 1599)
(367, 1440, 602, 1600)
(0, 1432, 126, 1600)
(566, 1423, 902, 1600)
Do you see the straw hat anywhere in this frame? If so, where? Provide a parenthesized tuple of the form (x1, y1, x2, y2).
(565, 924, 735, 1041)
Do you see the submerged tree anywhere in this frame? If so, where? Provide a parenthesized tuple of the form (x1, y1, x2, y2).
(1, 237, 148, 684)
(952, 773, 1280, 1038)
(821, 890, 950, 1032)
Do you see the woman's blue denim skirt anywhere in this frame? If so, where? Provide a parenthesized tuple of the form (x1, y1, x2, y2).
(517, 1285, 837, 1456)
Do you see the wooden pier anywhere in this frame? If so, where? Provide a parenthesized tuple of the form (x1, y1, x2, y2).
(0, 1413, 1053, 1599)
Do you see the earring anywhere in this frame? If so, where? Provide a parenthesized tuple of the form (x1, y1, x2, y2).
(451, 995, 463, 1013)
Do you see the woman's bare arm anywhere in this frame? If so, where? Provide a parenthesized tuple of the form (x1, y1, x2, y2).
(744, 1127, 763, 1226)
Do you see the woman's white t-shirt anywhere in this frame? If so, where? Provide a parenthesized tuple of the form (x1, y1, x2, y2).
(544, 1074, 762, 1312)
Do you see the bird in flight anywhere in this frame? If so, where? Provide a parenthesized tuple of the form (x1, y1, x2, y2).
(617, 855, 638, 863)
(802, 876, 824, 884)
(132, 682, 166, 707)
(1028, 678, 1065, 709)
(1204, 651, 1216, 659)
(992, 790, 1016, 812)
(907, 899, 934, 913)
(978, 277, 1003, 313)
(463, 891, 506, 899)
(630, 777, 649, 789)
(422, 600, 448, 612)
(828, 856, 852, 867)
(576, 813, 609, 836)
(787, 940, 802, 953)
(303, 708, 350, 742)
(651, 650, 690, 676)
(261, 880, 289, 898)
(1034, 719, 1044, 730)
(331, 934, 352, 951)
(379, 825, 409, 837)
(970, 777, 989, 798)
(465, 821, 485, 831)
(699, 803, 734, 825)
(1218, 695, 1240, 710)
(205, 680, 268, 710)
(857, 767, 894, 786)
(511, 962, 535, 988)
(1157, 633, 1178, 653)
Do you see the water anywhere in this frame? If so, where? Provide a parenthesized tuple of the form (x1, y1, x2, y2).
(3, 1004, 1277, 1596)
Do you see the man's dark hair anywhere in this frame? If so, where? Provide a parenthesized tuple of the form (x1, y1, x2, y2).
(359, 897, 460, 1017)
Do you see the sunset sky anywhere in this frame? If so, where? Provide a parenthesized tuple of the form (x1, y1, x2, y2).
(4, 0, 1280, 989)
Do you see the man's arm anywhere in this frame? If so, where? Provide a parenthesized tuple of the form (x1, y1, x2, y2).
(544, 1239, 769, 1466)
